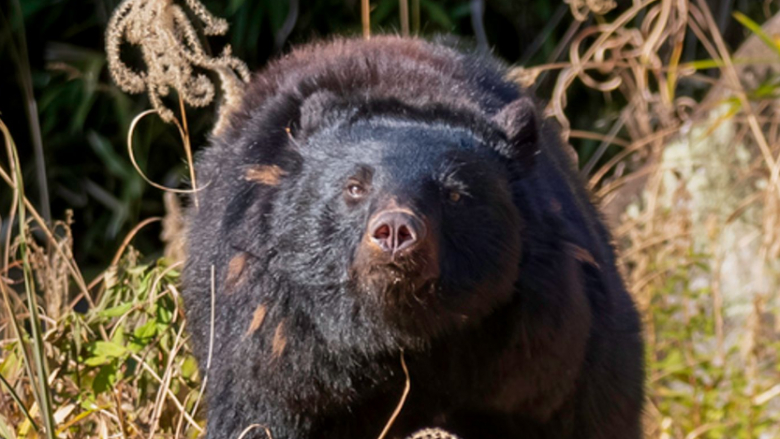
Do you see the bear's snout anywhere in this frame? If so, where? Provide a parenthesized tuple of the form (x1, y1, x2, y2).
(368, 209, 427, 256)
(351, 201, 440, 295)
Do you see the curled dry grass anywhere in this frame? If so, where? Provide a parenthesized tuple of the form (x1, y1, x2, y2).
(3, 0, 780, 437)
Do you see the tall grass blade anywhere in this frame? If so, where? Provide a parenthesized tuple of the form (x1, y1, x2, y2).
(0, 119, 56, 439)
(2, 1, 51, 224)
(733, 12, 780, 59)
(0, 371, 38, 431)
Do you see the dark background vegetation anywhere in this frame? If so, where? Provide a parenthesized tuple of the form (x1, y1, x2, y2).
(0, 0, 773, 271)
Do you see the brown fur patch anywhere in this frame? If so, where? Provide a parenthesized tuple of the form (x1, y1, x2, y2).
(244, 304, 267, 338)
(566, 243, 600, 269)
(245, 164, 287, 186)
(225, 253, 249, 294)
(271, 319, 287, 359)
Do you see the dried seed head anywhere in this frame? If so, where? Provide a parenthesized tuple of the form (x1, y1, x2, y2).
(106, 0, 250, 129)
(565, 0, 617, 21)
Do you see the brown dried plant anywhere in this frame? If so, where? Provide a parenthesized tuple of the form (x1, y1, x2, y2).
(105, 0, 250, 133)
(565, 0, 618, 21)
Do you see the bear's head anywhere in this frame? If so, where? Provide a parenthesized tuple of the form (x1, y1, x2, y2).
(226, 91, 538, 352)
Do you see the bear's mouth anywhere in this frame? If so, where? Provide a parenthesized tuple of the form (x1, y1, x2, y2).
(354, 259, 471, 342)
(350, 238, 441, 308)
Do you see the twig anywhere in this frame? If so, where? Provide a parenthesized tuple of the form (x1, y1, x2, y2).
(130, 352, 203, 432)
(362, 0, 371, 40)
(187, 265, 217, 434)
(237, 424, 273, 439)
(376, 350, 411, 439)
(399, 0, 410, 37)
(148, 321, 188, 438)
(178, 95, 199, 208)
(127, 109, 200, 195)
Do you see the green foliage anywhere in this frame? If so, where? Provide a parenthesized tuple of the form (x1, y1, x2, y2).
(0, 248, 199, 437)
(645, 242, 780, 437)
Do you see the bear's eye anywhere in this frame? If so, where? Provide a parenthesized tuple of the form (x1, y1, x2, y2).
(448, 190, 462, 203)
(346, 183, 367, 199)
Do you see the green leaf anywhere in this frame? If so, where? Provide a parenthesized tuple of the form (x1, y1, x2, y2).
(156, 301, 174, 325)
(91, 341, 127, 359)
(83, 356, 109, 367)
(134, 320, 157, 339)
(749, 76, 780, 99)
(92, 362, 119, 395)
(97, 303, 134, 318)
(181, 356, 199, 381)
(733, 12, 780, 59)
(0, 346, 20, 377)
(130, 320, 158, 352)
(111, 323, 126, 346)
(656, 349, 684, 370)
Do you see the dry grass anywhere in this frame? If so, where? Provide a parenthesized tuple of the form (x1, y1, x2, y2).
(526, 0, 780, 437)
(2, 0, 780, 437)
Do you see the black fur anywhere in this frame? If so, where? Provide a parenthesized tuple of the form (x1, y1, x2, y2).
(183, 36, 644, 439)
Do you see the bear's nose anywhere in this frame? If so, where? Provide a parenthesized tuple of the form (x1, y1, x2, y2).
(369, 210, 426, 255)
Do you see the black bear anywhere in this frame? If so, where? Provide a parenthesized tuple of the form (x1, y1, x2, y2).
(183, 36, 644, 439)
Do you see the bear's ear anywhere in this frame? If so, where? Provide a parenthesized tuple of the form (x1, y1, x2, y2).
(491, 97, 540, 168)
(296, 90, 351, 139)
